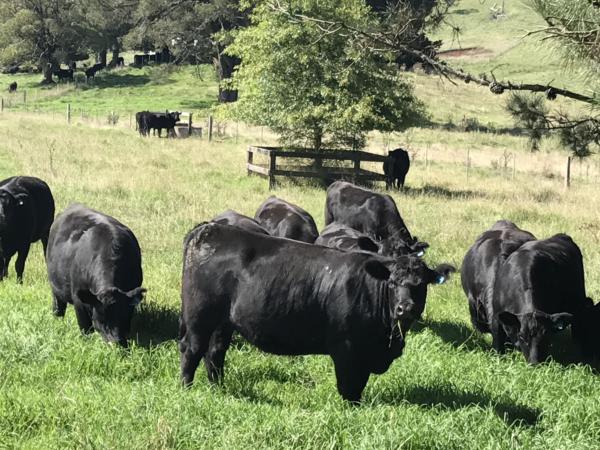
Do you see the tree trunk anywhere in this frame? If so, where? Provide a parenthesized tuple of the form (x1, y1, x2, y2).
(98, 49, 107, 66)
(313, 131, 322, 152)
(110, 44, 120, 66)
(41, 59, 55, 85)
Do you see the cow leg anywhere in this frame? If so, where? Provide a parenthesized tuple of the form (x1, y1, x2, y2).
(14, 244, 30, 283)
(204, 323, 234, 383)
(52, 293, 68, 317)
(2, 255, 12, 279)
(491, 316, 508, 354)
(331, 347, 370, 403)
(180, 324, 213, 387)
(41, 233, 49, 257)
(73, 303, 93, 334)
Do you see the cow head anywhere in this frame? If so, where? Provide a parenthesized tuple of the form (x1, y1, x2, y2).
(79, 287, 146, 346)
(0, 190, 27, 280)
(365, 257, 455, 331)
(498, 310, 573, 364)
(168, 111, 181, 122)
(381, 228, 429, 258)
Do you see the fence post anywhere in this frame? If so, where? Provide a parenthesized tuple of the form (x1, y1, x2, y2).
(188, 113, 193, 137)
(268, 151, 276, 189)
(1, 98, 3, 112)
(208, 115, 213, 142)
(512, 153, 516, 179)
(23, 91, 26, 105)
(67, 104, 71, 124)
(247, 147, 254, 176)
(353, 156, 360, 184)
(564, 156, 572, 189)
(466, 148, 470, 180)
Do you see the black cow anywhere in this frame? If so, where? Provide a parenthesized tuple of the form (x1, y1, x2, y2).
(53, 68, 74, 82)
(491, 234, 591, 364)
(254, 196, 318, 243)
(46, 204, 146, 346)
(324, 181, 428, 257)
(383, 148, 410, 190)
(212, 209, 269, 235)
(461, 220, 536, 333)
(84, 67, 97, 81)
(135, 111, 149, 136)
(315, 222, 380, 254)
(179, 222, 454, 402)
(0, 176, 54, 283)
(143, 111, 181, 138)
(8, 82, 17, 93)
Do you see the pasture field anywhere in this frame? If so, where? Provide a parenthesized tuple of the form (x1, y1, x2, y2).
(1, 112, 600, 449)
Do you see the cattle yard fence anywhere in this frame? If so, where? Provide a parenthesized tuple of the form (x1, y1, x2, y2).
(246, 146, 389, 189)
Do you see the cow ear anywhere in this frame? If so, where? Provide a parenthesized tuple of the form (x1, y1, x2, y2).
(498, 311, 521, 334)
(549, 312, 573, 331)
(429, 264, 456, 285)
(357, 237, 379, 253)
(364, 260, 391, 281)
(14, 193, 27, 206)
(412, 240, 429, 257)
(126, 287, 147, 306)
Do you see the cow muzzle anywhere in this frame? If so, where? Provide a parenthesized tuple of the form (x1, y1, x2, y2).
(394, 301, 417, 321)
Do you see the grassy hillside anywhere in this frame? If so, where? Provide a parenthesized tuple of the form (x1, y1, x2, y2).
(1, 113, 600, 448)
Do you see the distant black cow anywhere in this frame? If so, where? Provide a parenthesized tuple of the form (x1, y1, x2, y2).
(212, 209, 269, 235)
(8, 82, 17, 93)
(135, 111, 149, 136)
(0, 176, 55, 283)
(316, 222, 380, 254)
(141, 111, 181, 138)
(383, 148, 410, 190)
(325, 181, 428, 257)
(53, 68, 73, 82)
(84, 67, 97, 81)
(116, 57, 125, 67)
(46, 204, 146, 347)
(180, 222, 454, 401)
(254, 196, 318, 243)
(491, 234, 591, 364)
(461, 220, 536, 333)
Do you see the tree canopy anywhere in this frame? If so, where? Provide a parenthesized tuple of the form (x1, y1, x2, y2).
(220, 0, 426, 150)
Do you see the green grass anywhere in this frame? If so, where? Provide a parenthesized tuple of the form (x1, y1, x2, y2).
(0, 65, 218, 117)
(1, 113, 600, 448)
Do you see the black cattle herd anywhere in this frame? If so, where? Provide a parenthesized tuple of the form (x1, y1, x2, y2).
(0, 174, 598, 402)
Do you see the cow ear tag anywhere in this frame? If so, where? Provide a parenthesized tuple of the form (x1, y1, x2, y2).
(436, 275, 446, 285)
(18, 199, 24, 206)
(417, 250, 424, 257)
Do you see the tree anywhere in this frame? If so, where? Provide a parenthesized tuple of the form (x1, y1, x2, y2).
(268, 0, 599, 155)
(220, 0, 426, 150)
(0, 0, 83, 83)
(74, 0, 139, 66)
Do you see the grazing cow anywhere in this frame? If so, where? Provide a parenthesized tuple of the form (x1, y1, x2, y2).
(254, 196, 318, 243)
(8, 82, 17, 93)
(84, 67, 97, 81)
(212, 209, 269, 235)
(46, 204, 146, 347)
(491, 234, 591, 364)
(325, 181, 428, 257)
(179, 222, 455, 401)
(315, 222, 380, 254)
(53, 68, 74, 82)
(0, 176, 55, 283)
(383, 148, 410, 190)
(461, 220, 536, 333)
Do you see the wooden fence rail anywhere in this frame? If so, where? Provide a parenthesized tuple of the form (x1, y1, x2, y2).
(247, 146, 389, 189)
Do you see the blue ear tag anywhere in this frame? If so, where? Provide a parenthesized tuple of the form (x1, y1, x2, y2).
(417, 250, 424, 257)
(436, 275, 446, 285)
(555, 323, 565, 331)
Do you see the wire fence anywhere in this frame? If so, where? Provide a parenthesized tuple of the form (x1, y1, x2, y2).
(1, 98, 598, 188)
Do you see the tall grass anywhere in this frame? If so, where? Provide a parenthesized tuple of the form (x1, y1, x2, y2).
(1, 113, 600, 448)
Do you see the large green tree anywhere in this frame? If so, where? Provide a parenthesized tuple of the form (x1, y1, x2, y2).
(221, 0, 426, 150)
(0, 0, 83, 83)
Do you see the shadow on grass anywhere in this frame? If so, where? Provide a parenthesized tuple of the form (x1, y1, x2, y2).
(402, 184, 486, 200)
(130, 302, 179, 348)
(84, 73, 152, 89)
(413, 319, 490, 351)
(375, 383, 541, 426)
